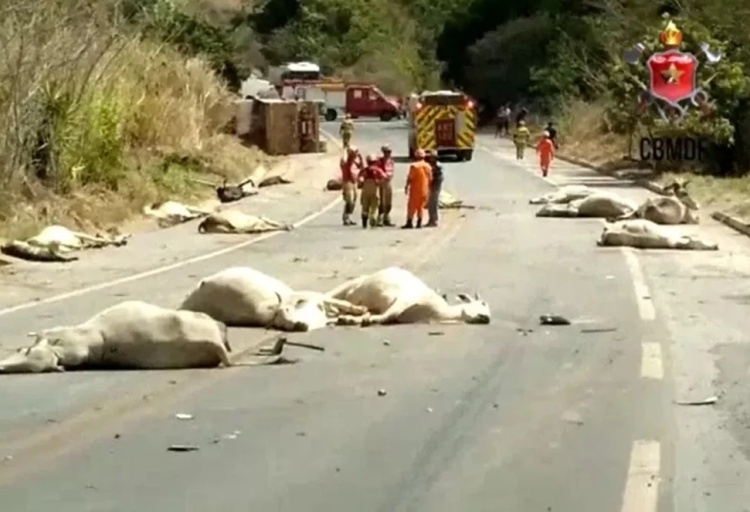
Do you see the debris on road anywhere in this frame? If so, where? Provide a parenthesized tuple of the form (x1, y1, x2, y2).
(167, 444, 200, 452)
(292, 256, 307, 263)
(428, 331, 445, 336)
(540, 314, 571, 325)
(377, 389, 387, 396)
(675, 395, 719, 406)
(383, 340, 391, 346)
(562, 411, 584, 425)
(517, 327, 534, 336)
(174, 413, 193, 420)
(580, 327, 618, 334)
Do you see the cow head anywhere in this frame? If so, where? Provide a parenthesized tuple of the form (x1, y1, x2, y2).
(0, 338, 64, 373)
(272, 293, 329, 332)
(665, 179, 699, 210)
(456, 293, 491, 324)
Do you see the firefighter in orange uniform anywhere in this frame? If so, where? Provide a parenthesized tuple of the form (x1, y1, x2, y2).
(402, 149, 432, 229)
(536, 130, 555, 177)
(377, 144, 395, 226)
(340, 146, 363, 225)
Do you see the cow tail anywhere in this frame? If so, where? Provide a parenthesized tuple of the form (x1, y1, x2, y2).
(220, 321, 231, 352)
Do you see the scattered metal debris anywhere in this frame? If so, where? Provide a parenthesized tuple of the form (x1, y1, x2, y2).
(540, 314, 571, 325)
(675, 395, 719, 406)
(167, 445, 200, 452)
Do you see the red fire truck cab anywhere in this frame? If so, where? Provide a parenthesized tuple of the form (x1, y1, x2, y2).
(280, 80, 402, 122)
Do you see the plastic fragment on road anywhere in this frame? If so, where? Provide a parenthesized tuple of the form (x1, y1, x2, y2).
(540, 314, 571, 325)
(167, 445, 200, 452)
(174, 413, 193, 420)
(675, 395, 719, 406)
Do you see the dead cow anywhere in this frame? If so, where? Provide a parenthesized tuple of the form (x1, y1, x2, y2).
(328, 267, 491, 326)
(179, 267, 367, 332)
(0, 301, 279, 373)
(1, 226, 129, 262)
(536, 192, 637, 218)
(529, 185, 593, 204)
(438, 190, 475, 209)
(216, 178, 258, 203)
(610, 180, 699, 224)
(597, 219, 718, 250)
(198, 209, 292, 234)
(143, 201, 212, 227)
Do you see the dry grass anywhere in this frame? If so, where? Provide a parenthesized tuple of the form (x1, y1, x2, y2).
(0, 0, 271, 240)
(655, 172, 750, 218)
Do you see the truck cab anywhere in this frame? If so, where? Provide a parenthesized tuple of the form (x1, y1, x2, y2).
(346, 85, 402, 121)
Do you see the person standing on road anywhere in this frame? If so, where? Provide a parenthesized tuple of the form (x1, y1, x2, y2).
(425, 150, 443, 227)
(513, 120, 531, 160)
(536, 130, 555, 177)
(403, 149, 432, 229)
(358, 155, 388, 228)
(339, 113, 354, 148)
(515, 106, 529, 127)
(495, 105, 510, 137)
(340, 146, 363, 225)
(377, 145, 395, 226)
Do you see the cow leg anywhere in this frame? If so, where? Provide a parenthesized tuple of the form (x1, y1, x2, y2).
(340, 297, 413, 327)
(322, 297, 368, 316)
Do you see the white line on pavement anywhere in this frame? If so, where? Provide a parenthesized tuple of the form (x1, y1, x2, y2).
(621, 248, 656, 321)
(0, 196, 342, 317)
(640, 342, 664, 380)
(620, 440, 661, 512)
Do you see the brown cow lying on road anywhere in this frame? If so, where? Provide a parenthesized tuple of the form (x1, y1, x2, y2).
(180, 267, 367, 332)
(597, 219, 718, 250)
(198, 209, 292, 234)
(328, 267, 491, 326)
(1, 226, 130, 262)
(0, 301, 286, 373)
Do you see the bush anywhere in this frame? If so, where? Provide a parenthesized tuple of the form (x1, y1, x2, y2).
(0, 0, 253, 237)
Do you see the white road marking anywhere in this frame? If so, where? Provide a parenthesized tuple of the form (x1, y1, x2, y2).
(640, 342, 664, 379)
(620, 440, 661, 512)
(620, 248, 656, 321)
(0, 196, 342, 317)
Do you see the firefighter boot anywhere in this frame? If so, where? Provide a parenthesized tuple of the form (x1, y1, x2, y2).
(416, 218, 422, 228)
(361, 215, 368, 228)
(401, 220, 413, 229)
(383, 215, 394, 227)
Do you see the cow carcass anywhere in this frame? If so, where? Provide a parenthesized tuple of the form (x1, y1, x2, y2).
(143, 201, 212, 227)
(536, 192, 637, 218)
(438, 190, 475, 209)
(0, 301, 282, 373)
(197, 209, 292, 234)
(611, 180, 699, 224)
(0, 226, 130, 262)
(179, 267, 367, 332)
(597, 219, 718, 250)
(216, 178, 258, 203)
(244, 165, 293, 188)
(328, 267, 491, 326)
(529, 185, 593, 204)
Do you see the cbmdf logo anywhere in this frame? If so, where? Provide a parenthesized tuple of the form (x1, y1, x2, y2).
(623, 18, 722, 162)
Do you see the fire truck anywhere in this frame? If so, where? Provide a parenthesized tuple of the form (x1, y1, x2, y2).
(280, 79, 402, 122)
(408, 90, 476, 161)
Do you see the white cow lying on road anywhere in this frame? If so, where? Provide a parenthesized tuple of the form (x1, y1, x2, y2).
(198, 209, 292, 234)
(143, 201, 212, 227)
(1, 226, 130, 262)
(536, 192, 637, 218)
(597, 219, 718, 250)
(611, 180, 699, 224)
(179, 267, 367, 332)
(0, 301, 281, 373)
(327, 267, 491, 326)
(529, 185, 593, 204)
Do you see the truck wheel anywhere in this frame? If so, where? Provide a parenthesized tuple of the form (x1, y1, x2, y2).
(380, 111, 394, 122)
(324, 109, 337, 121)
(460, 150, 473, 161)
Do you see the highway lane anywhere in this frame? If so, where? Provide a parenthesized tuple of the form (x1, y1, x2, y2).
(0, 121, 668, 511)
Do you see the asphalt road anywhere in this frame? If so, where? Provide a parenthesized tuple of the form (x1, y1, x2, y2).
(0, 120, 748, 511)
